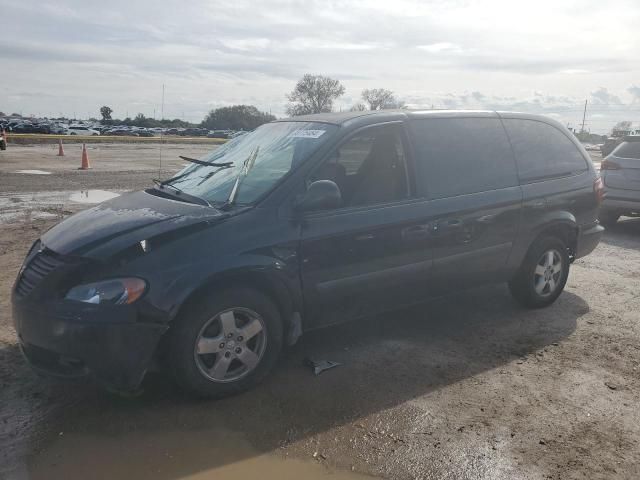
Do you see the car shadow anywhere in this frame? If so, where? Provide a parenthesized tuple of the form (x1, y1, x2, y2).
(600, 217, 640, 249)
(19, 283, 589, 479)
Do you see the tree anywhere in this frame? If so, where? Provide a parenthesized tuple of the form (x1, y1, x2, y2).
(361, 88, 404, 110)
(100, 106, 113, 121)
(134, 113, 152, 128)
(286, 74, 345, 116)
(612, 120, 632, 133)
(350, 103, 367, 112)
(201, 105, 275, 131)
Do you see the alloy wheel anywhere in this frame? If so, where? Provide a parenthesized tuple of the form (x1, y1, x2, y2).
(533, 249, 563, 297)
(194, 307, 267, 383)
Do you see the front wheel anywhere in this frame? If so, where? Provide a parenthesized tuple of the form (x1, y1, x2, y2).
(168, 288, 283, 398)
(509, 236, 570, 309)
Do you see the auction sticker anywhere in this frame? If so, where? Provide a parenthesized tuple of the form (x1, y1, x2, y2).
(289, 129, 326, 139)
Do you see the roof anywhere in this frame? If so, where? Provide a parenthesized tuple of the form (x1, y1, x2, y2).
(276, 109, 519, 125)
(275, 110, 388, 124)
(274, 109, 564, 128)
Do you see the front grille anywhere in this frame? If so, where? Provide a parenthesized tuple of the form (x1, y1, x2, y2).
(15, 248, 69, 298)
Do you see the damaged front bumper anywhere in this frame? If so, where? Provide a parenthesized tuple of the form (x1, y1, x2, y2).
(12, 298, 167, 393)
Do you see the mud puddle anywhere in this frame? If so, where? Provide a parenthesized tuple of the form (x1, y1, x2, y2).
(13, 170, 52, 175)
(68, 190, 120, 203)
(29, 427, 370, 480)
(0, 190, 122, 223)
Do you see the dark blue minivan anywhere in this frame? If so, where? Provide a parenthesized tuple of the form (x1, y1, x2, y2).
(13, 110, 604, 397)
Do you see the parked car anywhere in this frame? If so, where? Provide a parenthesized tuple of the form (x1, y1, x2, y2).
(228, 130, 248, 139)
(106, 128, 137, 136)
(136, 129, 155, 137)
(12, 110, 603, 398)
(598, 136, 640, 226)
(66, 125, 100, 136)
(601, 136, 624, 157)
(180, 128, 209, 137)
(11, 123, 36, 134)
(207, 129, 233, 139)
(49, 124, 67, 135)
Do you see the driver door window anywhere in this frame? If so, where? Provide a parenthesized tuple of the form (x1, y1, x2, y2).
(310, 124, 409, 208)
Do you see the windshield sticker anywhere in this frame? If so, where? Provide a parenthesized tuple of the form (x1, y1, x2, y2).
(288, 129, 326, 139)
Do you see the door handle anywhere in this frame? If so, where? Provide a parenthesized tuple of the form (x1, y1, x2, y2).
(402, 225, 430, 240)
(445, 219, 464, 230)
(354, 233, 375, 241)
(476, 214, 496, 224)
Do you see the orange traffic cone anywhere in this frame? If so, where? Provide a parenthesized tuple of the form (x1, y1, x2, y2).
(57, 139, 65, 156)
(79, 144, 91, 170)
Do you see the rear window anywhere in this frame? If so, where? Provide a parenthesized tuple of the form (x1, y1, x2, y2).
(502, 119, 588, 183)
(409, 117, 518, 198)
(612, 141, 640, 159)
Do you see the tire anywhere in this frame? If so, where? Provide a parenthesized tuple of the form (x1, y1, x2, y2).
(0, 141, 5, 151)
(168, 288, 283, 398)
(598, 211, 619, 228)
(508, 236, 570, 309)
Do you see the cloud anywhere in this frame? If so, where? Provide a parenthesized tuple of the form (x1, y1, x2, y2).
(0, 0, 638, 128)
(628, 85, 640, 102)
(416, 42, 463, 54)
(591, 87, 622, 105)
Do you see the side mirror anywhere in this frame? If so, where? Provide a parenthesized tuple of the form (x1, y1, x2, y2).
(295, 180, 342, 212)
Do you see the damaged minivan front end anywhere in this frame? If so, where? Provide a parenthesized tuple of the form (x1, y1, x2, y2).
(12, 190, 232, 393)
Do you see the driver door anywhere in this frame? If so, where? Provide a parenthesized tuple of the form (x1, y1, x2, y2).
(298, 123, 434, 328)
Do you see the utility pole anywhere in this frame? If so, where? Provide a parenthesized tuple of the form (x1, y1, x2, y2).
(159, 83, 165, 178)
(580, 99, 588, 133)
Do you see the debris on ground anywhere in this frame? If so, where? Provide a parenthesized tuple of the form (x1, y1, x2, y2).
(304, 357, 342, 375)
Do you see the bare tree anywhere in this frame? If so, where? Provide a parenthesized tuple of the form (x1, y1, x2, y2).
(361, 88, 404, 110)
(286, 74, 345, 116)
(100, 105, 113, 121)
(350, 103, 367, 112)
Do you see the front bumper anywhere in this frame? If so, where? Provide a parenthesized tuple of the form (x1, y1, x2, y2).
(575, 223, 604, 259)
(13, 298, 167, 392)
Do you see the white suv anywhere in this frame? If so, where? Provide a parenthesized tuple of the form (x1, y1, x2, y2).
(66, 125, 100, 136)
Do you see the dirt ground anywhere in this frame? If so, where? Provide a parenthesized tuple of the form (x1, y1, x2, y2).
(1, 144, 639, 480)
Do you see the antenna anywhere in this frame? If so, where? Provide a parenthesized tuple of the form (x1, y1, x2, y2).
(580, 99, 587, 133)
(159, 84, 165, 178)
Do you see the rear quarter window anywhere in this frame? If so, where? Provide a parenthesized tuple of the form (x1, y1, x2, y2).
(409, 117, 518, 198)
(612, 141, 640, 159)
(502, 119, 588, 183)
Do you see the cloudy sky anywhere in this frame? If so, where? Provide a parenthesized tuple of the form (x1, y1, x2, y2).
(1, 0, 639, 133)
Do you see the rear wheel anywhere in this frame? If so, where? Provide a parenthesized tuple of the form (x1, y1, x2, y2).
(168, 288, 283, 398)
(509, 236, 570, 309)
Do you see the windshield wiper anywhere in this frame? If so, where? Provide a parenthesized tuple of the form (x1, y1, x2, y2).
(158, 156, 234, 187)
(179, 155, 233, 167)
(227, 146, 259, 205)
(152, 179, 211, 207)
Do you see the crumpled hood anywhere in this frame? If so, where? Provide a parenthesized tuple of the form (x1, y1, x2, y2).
(42, 190, 227, 258)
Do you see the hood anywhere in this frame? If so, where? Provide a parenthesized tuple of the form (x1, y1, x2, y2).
(42, 190, 228, 258)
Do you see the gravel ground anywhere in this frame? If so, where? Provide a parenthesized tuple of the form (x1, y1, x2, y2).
(1, 144, 638, 480)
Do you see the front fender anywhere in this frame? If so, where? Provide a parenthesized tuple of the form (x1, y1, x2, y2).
(159, 251, 303, 329)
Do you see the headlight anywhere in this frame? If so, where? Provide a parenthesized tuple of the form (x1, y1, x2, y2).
(65, 278, 147, 305)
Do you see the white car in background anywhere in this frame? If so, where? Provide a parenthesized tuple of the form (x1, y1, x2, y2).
(66, 125, 100, 136)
